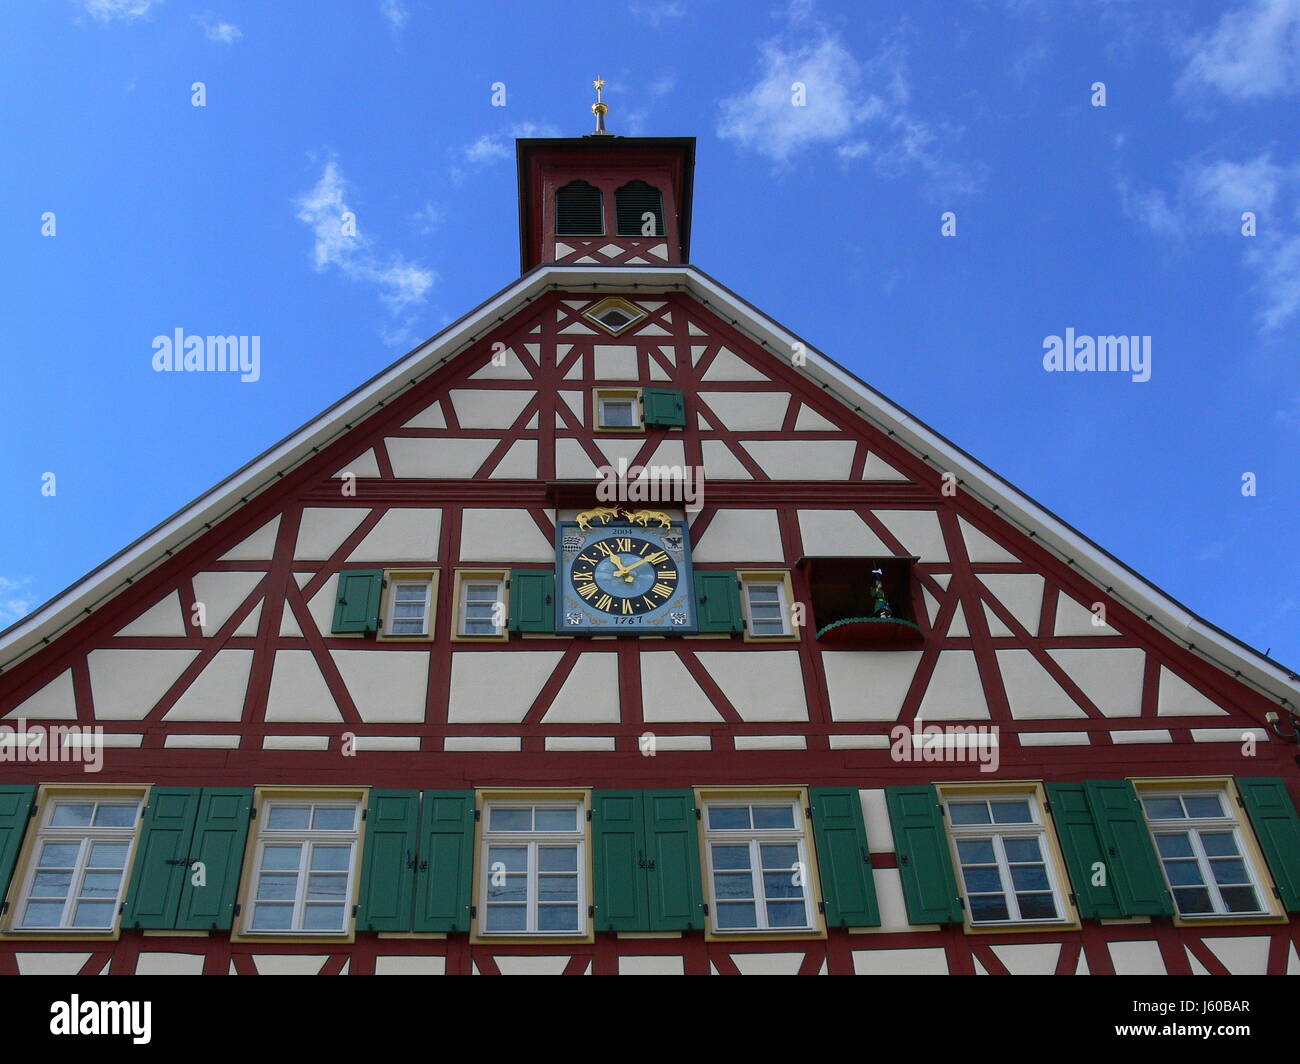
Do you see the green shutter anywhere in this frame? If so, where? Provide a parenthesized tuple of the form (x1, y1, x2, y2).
(413, 790, 476, 932)
(332, 569, 384, 633)
(642, 388, 686, 428)
(644, 790, 705, 931)
(810, 788, 880, 927)
(1045, 782, 1124, 919)
(356, 790, 421, 932)
(175, 788, 252, 930)
(885, 785, 962, 925)
(694, 570, 742, 633)
(592, 791, 649, 931)
(122, 788, 201, 928)
(1237, 777, 1300, 912)
(1084, 780, 1173, 916)
(0, 786, 36, 912)
(508, 569, 555, 633)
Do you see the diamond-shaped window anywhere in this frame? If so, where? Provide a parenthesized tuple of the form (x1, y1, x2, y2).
(583, 297, 646, 336)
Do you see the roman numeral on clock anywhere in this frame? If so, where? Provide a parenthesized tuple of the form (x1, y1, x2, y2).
(651, 583, 673, 598)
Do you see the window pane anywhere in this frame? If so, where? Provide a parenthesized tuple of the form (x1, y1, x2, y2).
(762, 871, 803, 899)
(713, 873, 754, 900)
(990, 800, 1032, 824)
(250, 904, 293, 931)
(535, 807, 578, 832)
(747, 586, 780, 603)
(1210, 859, 1249, 885)
(303, 904, 346, 931)
(1199, 831, 1238, 858)
(485, 905, 526, 932)
(307, 874, 348, 901)
(711, 844, 750, 870)
(956, 839, 995, 864)
(1010, 865, 1050, 891)
(1001, 837, 1042, 863)
(716, 902, 756, 929)
(1142, 796, 1184, 820)
(1156, 833, 1194, 858)
(949, 802, 991, 825)
(487, 846, 528, 873)
(1173, 887, 1214, 914)
(80, 871, 123, 898)
(601, 400, 635, 427)
(261, 844, 302, 871)
(87, 842, 129, 869)
(309, 845, 351, 874)
(266, 806, 311, 830)
(759, 843, 799, 869)
(20, 901, 64, 927)
(751, 804, 794, 829)
(538, 905, 579, 932)
(489, 808, 532, 832)
(766, 901, 807, 927)
(1220, 886, 1261, 913)
(539, 875, 578, 902)
(32, 871, 71, 898)
(38, 842, 80, 867)
(539, 847, 577, 872)
(93, 805, 138, 828)
(1017, 894, 1057, 920)
(312, 807, 356, 831)
(487, 875, 527, 902)
(1164, 860, 1204, 886)
(707, 807, 751, 830)
(961, 866, 1003, 893)
(1184, 795, 1224, 819)
(73, 901, 115, 927)
(969, 895, 1009, 922)
(256, 874, 297, 901)
(50, 804, 94, 827)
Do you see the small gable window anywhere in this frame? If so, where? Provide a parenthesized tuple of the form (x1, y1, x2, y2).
(801, 557, 922, 643)
(615, 181, 665, 236)
(556, 181, 603, 236)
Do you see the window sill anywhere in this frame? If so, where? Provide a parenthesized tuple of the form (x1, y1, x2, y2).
(1170, 912, 1287, 929)
(962, 919, 1081, 936)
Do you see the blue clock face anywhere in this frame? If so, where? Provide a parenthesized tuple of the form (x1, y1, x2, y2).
(557, 516, 696, 634)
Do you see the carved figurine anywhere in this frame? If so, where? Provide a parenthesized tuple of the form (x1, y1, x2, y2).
(575, 506, 624, 531)
(625, 509, 673, 529)
(869, 568, 894, 619)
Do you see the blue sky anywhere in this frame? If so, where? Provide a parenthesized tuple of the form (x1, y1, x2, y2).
(1, 0, 1297, 668)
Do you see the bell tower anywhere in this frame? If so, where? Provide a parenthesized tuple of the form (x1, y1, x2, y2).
(515, 78, 695, 273)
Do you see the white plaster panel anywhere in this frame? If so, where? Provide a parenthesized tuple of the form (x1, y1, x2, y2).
(542, 653, 620, 723)
(863, 453, 909, 481)
(192, 571, 264, 635)
(403, 401, 446, 429)
(794, 405, 836, 430)
(294, 508, 370, 560)
(164, 735, 240, 749)
(593, 345, 638, 379)
(852, 947, 949, 975)
(448, 652, 564, 723)
(489, 440, 538, 479)
(1054, 593, 1119, 635)
(555, 438, 602, 479)
(1047, 648, 1146, 717)
(958, 517, 1018, 562)
(693, 509, 784, 563)
(872, 509, 947, 562)
(734, 735, 806, 749)
(693, 651, 808, 721)
(997, 649, 1087, 719)
(376, 956, 447, 975)
(262, 735, 331, 750)
(1203, 936, 1270, 975)
(386, 438, 497, 478)
(559, 391, 585, 425)
(88, 649, 200, 720)
(861, 790, 894, 852)
(305, 575, 340, 636)
(742, 440, 856, 479)
(444, 737, 522, 751)
(333, 449, 380, 479)
(264, 650, 342, 722)
(822, 651, 923, 721)
(218, 516, 281, 561)
(640, 652, 723, 722)
(448, 388, 534, 428)
(468, 349, 533, 379)
(545, 737, 616, 751)
(135, 953, 205, 975)
(618, 955, 685, 975)
(252, 955, 330, 975)
(1108, 940, 1165, 975)
(977, 574, 1044, 634)
(164, 649, 252, 721)
(990, 943, 1060, 976)
(1017, 731, 1090, 746)
(494, 955, 571, 975)
(916, 651, 989, 720)
(700, 440, 753, 480)
(698, 391, 791, 430)
(827, 735, 891, 749)
(797, 510, 890, 557)
(459, 509, 553, 562)
(115, 591, 186, 637)
(701, 348, 768, 381)
(332, 650, 429, 723)
(347, 508, 441, 562)
(1109, 729, 1172, 743)
(731, 953, 804, 975)
(1158, 667, 1229, 716)
(16, 953, 94, 975)
(5, 669, 76, 720)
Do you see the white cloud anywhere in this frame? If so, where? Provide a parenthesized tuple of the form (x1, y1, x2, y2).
(410, 201, 443, 236)
(716, 8, 978, 196)
(198, 17, 242, 43)
(629, 1, 686, 27)
(82, 0, 158, 20)
(381, 0, 409, 32)
(1178, 0, 1300, 100)
(0, 577, 34, 628)
(295, 161, 435, 315)
(453, 122, 561, 178)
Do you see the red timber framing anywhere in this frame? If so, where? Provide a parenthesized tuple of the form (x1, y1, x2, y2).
(0, 283, 1296, 973)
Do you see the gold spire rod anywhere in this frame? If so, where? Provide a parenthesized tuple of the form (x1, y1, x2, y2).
(590, 76, 612, 136)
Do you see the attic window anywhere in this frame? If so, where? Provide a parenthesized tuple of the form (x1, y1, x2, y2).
(583, 296, 646, 336)
(615, 181, 665, 237)
(800, 557, 922, 643)
(556, 181, 603, 236)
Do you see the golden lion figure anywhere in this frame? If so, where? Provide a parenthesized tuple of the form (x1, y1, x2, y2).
(576, 506, 623, 531)
(625, 509, 673, 529)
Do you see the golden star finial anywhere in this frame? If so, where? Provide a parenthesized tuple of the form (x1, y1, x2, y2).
(591, 76, 611, 135)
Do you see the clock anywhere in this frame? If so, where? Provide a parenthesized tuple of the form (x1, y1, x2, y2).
(556, 508, 697, 634)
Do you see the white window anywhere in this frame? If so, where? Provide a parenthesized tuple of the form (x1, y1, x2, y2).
(387, 579, 432, 636)
(702, 800, 813, 932)
(599, 397, 636, 428)
(480, 802, 584, 935)
(247, 800, 360, 934)
(742, 578, 792, 637)
(945, 794, 1066, 925)
(15, 796, 141, 931)
(1140, 789, 1267, 918)
(459, 577, 504, 637)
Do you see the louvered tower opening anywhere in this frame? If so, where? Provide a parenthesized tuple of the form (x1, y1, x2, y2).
(615, 181, 665, 236)
(555, 180, 604, 235)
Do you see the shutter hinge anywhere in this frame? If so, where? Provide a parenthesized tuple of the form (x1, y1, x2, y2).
(702, 903, 709, 915)
(27, 804, 37, 819)
(1043, 800, 1052, 815)
(474, 809, 481, 821)
(0, 901, 7, 914)
(249, 806, 257, 820)
(352, 905, 359, 917)
(588, 905, 595, 917)
(586, 809, 592, 821)
(1068, 892, 1077, 905)
(469, 905, 477, 918)
(1235, 793, 1245, 808)
(1273, 886, 1282, 900)
(805, 806, 812, 820)
(817, 901, 826, 914)
(361, 808, 367, 821)
(233, 903, 241, 916)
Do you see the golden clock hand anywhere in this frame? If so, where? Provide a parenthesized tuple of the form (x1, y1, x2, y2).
(618, 555, 657, 575)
